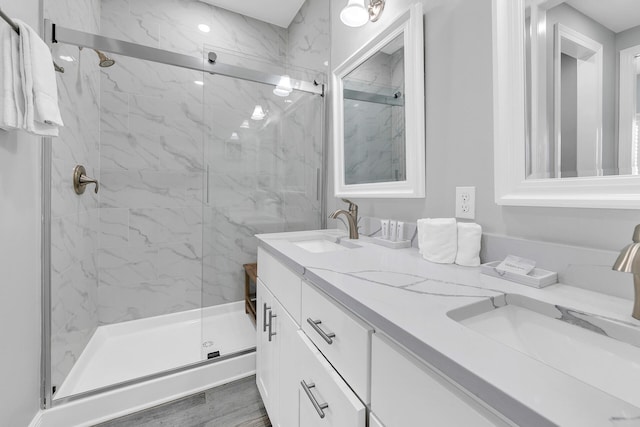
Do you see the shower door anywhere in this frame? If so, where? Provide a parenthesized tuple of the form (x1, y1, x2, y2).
(200, 48, 325, 358)
(48, 41, 208, 402)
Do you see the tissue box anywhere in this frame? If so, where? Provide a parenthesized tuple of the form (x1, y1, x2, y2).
(480, 261, 558, 288)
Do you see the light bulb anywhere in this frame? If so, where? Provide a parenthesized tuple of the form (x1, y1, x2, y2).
(340, 0, 369, 27)
(273, 74, 292, 97)
(251, 105, 266, 121)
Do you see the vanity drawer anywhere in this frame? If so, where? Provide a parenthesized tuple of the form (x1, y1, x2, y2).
(301, 281, 373, 403)
(298, 331, 366, 427)
(257, 248, 301, 324)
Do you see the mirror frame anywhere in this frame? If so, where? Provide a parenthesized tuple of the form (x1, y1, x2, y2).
(332, 3, 425, 198)
(493, 0, 640, 209)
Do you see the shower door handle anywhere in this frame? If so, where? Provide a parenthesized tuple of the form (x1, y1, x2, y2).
(268, 311, 277, 342)
(263, 303, 271, 332)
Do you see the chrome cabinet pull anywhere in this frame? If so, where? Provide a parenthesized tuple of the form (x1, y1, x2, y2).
(263, 303, 271, 332)
(268, 310, 277, 342)
(306, 318, 335, 345)
(301, 380, 328, 419)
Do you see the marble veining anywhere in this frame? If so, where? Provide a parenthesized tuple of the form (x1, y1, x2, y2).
(306, 266, 505, 300)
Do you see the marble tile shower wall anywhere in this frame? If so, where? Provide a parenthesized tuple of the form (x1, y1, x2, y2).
(45, 0, 102, 392)
(98, 0, 329, 320)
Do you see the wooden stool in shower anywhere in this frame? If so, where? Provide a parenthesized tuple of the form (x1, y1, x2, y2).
(243, 263, 258, 323)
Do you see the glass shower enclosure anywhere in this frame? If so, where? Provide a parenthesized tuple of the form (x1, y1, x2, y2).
(43, 17, 325, 406)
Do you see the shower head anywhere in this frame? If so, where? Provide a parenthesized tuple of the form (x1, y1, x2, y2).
(78, 46, 116, 67)
(94, 49, 115, 67)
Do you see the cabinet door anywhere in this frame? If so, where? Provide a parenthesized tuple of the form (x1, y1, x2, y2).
(371, 334, 513, 427)
(298, 331, 366, 427)
(256, 280, 277, 422)
(275, 298, 301, 427)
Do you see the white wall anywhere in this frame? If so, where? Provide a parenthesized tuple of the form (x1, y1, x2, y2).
(0, 0, 43, 425)
(329, 0, 640, 252)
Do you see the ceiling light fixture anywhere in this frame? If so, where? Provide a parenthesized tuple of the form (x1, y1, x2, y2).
(230, 132, 239, 141)
(194, 80, 204, 86)
(240, 119, 250, 129)
(251, 105, 266, 121)
(59, 55, 75, 62)
(198, 24, 211, 33)
(273, 74, 293, 97)
(340, 0, 385, 27)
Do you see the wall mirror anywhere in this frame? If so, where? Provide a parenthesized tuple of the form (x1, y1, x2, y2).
(332, 3, 425, 198)
(493, 0, 640, 208)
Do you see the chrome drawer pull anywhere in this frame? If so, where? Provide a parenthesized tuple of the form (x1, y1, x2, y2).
(263, 303, 271, 332)
(301, 380, 328, 419)
(268, 310, 277, 342)
(307, 318, 336, 345)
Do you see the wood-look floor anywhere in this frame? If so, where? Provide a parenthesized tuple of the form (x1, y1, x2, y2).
(95, 375, 271, 427)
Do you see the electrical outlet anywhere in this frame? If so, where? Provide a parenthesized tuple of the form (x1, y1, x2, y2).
(455, 186, 476, 219)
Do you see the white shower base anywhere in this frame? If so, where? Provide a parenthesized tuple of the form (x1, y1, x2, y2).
(35, 302, 256, 427)
(56, 301, 256, 399)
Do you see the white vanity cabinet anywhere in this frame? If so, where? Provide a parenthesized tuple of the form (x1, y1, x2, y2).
(370, 334, 514, 427)
(256, 279, 301, 427)
(257, 248, 368, 427)
(257, 246, 512, 427)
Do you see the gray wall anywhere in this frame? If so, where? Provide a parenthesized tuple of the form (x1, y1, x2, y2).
(0, 1, 43, 426)
(328, 0, 640, 253)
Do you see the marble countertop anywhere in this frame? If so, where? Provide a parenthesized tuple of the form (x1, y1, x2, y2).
(257, 229, 640, 427)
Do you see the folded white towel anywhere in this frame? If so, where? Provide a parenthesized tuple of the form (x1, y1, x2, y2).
(0, 24, 24, 130)
(455, 222, 482, 266)
(417, 218, 457, 264)
(15, 19, 63, 136)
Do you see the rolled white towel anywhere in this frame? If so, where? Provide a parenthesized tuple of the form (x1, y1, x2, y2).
(417, 218, 457, 264)
(455, 222, 482, 266)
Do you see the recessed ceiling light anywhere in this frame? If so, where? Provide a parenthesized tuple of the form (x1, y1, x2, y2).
(194, 80, 204, 86)
(198, 24, 210, 33)
(323, 60, 329, 67)
(251, 105, 266, 121)
(59, 55, 75, 62)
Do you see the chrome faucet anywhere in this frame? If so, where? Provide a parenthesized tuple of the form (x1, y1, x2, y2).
(613, 224, 640, 320)
(329, 199, 359, 239)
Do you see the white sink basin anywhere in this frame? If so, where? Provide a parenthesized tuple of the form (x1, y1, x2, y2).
(448, 294, 640, 408)
(291, 236, 360, 253)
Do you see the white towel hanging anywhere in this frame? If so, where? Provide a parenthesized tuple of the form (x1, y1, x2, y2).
(14, 19, 63, 136)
